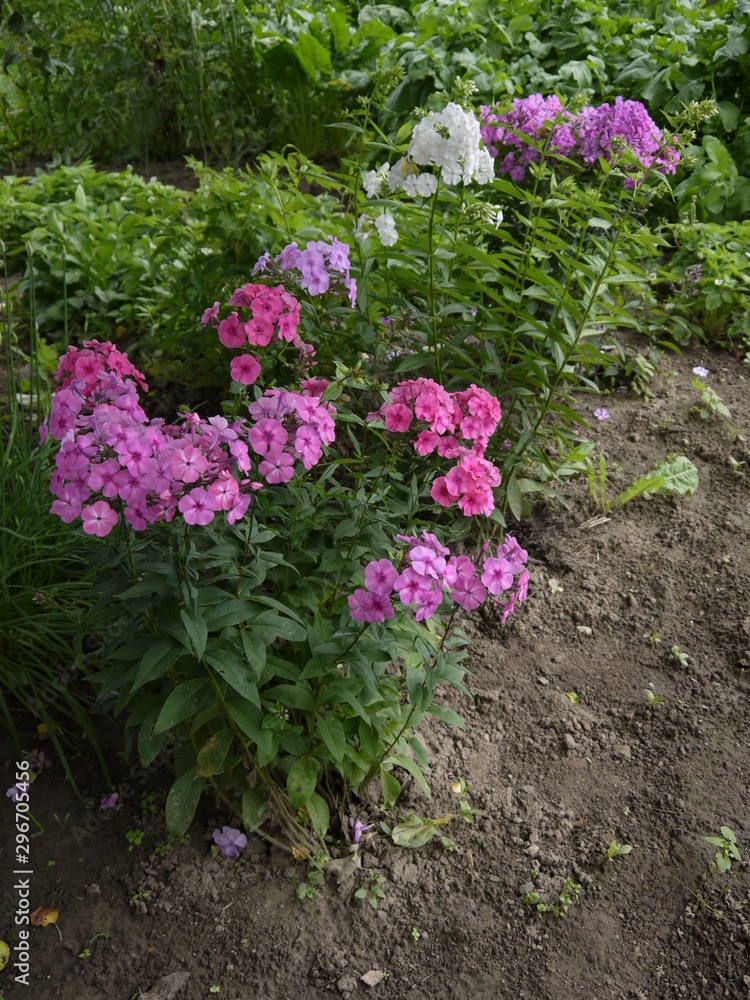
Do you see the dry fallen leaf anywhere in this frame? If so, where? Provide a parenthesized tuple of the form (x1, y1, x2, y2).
(291, 844, 311, 862)
(31, 906, 59, 927)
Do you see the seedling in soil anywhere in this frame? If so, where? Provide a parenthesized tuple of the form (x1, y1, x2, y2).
(524, 877, 581, 917)
(411, 927, 421, 942)
(565, 691, 579, 704)
(451, 778, 483, 824)
(705, 826, 741, 879)
(209, 988, 221, 995)
(644, 632, 662, 646)
(141, 791, 162, 817)
(79, 916, 111, 958)
(355, 872, 386, 910)
(78, 948, 92, 960)
(125, 829, 145, 851)
(293, 865, 324, 903)
(607, 840, 633, 861)
(690, 378, 731, 420)
(670, 646, 689, 667)
(646, 690, 665, 707)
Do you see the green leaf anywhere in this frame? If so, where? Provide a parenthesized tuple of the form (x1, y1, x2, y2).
(648, 455, 699, 497)
(138, 720, 165, 768)
(196, 729, 234, 777)
(74, 184, 87, 213)
(287, 758, 318, 809)
(505, 474, 523, 521)
(381, 768, 401, 811)
(226, 700, 277, 766)
(316, 712, 345, 763)
(205, 644, 260, 706)
(153, 679, 210, 735)
(326, 9, 350, 51)
(426, 705, 465, 730)
(294, 33, 332, 78)
(240, 630, 266, 679)
(262, 683, 314, 711)
(165, 766, 203, 838)
(7, 11, 26, 35)
(180, 608, 207, 660)
(133, 639, 184, 692)
(242, 787, 270, 832)
(611, 475, 664, 510)
(306, 791, 329, 836)
(391, 817, 441, 848)
(386, 753, 431, 799)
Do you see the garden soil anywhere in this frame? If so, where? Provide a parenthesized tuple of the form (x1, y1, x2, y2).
(2, 340, 749, 1000)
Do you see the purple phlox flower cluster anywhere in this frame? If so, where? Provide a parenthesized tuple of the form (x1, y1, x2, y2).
(212, 826, 247, 858)
(348, 532, 529, 625)
(251, 237, 357, 308)
(350, 817, 374, 844)
(480, 95, 679, 186)
(47, 342, 335, 536)
(100, 792, 119, 811)
(368, 380, 503, 516)
(27, 750, 48, 771)
(246, 384, 336, 482)
(6, 783, 25, 802)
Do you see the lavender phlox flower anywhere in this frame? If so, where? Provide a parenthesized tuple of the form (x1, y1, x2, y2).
(100, 792, 119, 811)
(212, 826, 248, 858)
(692, 366, 709, 378)
(594, 407, 610, 421)
(350, 817, 374, 844)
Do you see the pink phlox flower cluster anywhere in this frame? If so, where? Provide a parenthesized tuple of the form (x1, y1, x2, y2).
(246, 385, 336, 482)
(480, 95, 679, 186)
(369, 379, 503, 516)
(48, 347, 340, 536)
(347, 532, 529, 624)
(251, 237, 357, 308)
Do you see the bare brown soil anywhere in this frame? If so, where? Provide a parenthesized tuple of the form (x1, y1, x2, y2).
(1, 339, 749, 1000)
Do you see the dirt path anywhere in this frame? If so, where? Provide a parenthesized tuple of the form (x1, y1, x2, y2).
(1, 339, 748, 1000)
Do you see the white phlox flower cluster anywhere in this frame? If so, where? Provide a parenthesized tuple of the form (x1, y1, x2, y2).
(395, 102, 494, 190)
(362, 162, 389, 199)
(374, 213, 398, 247)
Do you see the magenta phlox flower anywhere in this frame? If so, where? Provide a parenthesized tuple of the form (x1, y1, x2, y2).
(259, 449, 295, 484)
(481, 557, 515, 595)
(50, 489, 83, 523)
(178, 488, 217, 526)
(384, 403, 413, 433)
(217, 311, 245, 348)
(294, 425, 323, 469)
(171, 445, 208, 483)
(230, 353, 261, 385)
(516, 570, 530, 602)
(212, 826, 248, 858)
(348, 588, 375, 622)
(364, 559, 399, 596)
(410, 545, 446, 580)
(497, 536, 528, 574)
(451, 574, 487, 611)
(395, 567, 432, 606)
(124, 503, 148, 531)
(444, 555, 476, 587)
(227, 492, 252, 525)
(100, 792, 119, 811)
(208, 471, 240, 511)
(350, 817, 374, 844)
(81, 500, 118, 537)
(430, 475, 459, 507)
(201, 301, 221, 327)
(248, 418, 288, 457)
(413, 429, 440, 456)
(414, 589, 442, 621)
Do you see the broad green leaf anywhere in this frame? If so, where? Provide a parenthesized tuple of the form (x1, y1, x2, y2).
(196, 729, 234, 777)
(287, 758, 318, 809)
(316, 712, 345, 763)
(133, 639, 184, 692)
(166, 766, 203, 837)
(306, 791, 329, 836)
(426, 705, 466, 730)
(240, 630, 266, 679)
(649, 455, 699, 497)
(138, 720, 165, 768)
(391, 818, 443, 848)
(180, 608, 207, 660)
(205, 644, 260, 706)
(262, 683, 314, 711)
(242, 787, 270, 832)
(227, 700, 277, 767)
(386, 753, 431, 799)
(381, 768, 401, 811)
(153, 679, 209, 735)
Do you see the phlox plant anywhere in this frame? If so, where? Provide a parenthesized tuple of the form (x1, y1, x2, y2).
(48, 270, 528, 856)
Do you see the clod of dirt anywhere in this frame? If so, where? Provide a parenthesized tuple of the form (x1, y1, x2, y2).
(139, 971, 190, 1000)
